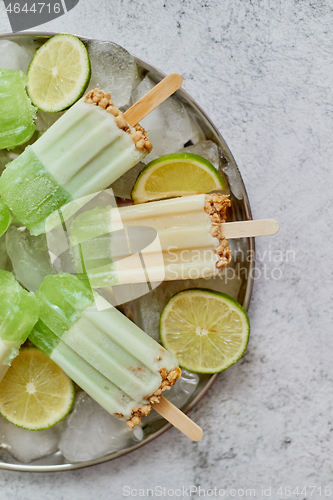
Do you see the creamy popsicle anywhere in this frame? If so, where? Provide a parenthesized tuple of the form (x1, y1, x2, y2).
(29, 273, 181, 428)
(67, 193, 232, 287)
(0, 89, 152, 236)
(0, 270, 39, 382)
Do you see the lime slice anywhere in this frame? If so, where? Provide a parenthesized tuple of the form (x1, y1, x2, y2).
(27, 34, 91, 112)
(132, 153, 225, 204)
(0, 348, 75, 430)
(160, 289, 250, 373)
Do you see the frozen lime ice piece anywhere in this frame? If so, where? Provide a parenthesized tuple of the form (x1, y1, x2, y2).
(0, 234, 12, 272)
(0, 92, 149, 235)
(0, 151, 11, 174)
(30, 273, 180, 428)
(0, 270, 39, 382)
(6, 226, 55, 292)
(0, 198, 12, 238)
(0, 69, 36, 150)
(36, 274, 94, 337)
(0, 235, 10, 271)
(0, 146, 72, 235)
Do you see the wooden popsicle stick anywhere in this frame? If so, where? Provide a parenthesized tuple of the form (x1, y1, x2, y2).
(124, 73, 183, 127)
(153, 396, 203, 442)
(222, 219, 280, 239)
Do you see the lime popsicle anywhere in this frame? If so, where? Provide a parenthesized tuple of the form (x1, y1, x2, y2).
(0, 89, 152, 235)
(30, 273, 181, 428)
(0, 270, 39, 382)
(68, 193, 232, 287)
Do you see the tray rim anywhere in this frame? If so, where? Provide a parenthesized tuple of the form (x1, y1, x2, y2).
(0, 30, 255, 472)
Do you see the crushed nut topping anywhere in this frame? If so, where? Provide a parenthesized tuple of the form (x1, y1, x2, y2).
(84, 89, 153, 154)
(125, 367, 182, 429)
(204, 193, 232, 271)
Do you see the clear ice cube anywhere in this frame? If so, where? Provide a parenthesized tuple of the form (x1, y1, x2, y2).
(0, 416, 60, 463)
(6, 226, 55, 292)
(187, 113, 206, 144)
(111, 161, 146, 199)
(0, 40, 33, 73)
(35, 110, 65, 134)
(132, 75, 192, 163)
(165, 369, 200, 408)
(179, 140, 221, 170)
(87, 41, 137, 108)
(128, 288, 163, 343)
(222, 163, 243, 200)
(59, 393, 141, 462)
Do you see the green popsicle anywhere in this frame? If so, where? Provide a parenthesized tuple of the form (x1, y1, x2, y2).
(30, 273, 181, 428)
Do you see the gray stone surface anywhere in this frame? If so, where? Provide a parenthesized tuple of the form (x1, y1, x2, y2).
(0, 1, 332, 498)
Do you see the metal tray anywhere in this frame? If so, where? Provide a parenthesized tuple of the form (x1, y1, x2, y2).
(0, 31, 255, 472)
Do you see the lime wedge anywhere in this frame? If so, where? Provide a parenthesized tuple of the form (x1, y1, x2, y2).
(132, 152, 225, 204)
(27, 34, 91, 112)
(160, 289, 250, 373)
(0, 348, 74, 430)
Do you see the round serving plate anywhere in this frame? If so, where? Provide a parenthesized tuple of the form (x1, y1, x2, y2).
(0, 31, 255, 472)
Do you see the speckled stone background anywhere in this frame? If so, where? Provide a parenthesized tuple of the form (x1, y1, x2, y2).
(0, 1, 333, 498)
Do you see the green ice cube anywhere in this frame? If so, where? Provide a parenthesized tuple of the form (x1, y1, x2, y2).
(37, 273, 94, 338)
(0, 270, 39, 344)
(0, 151, 11, 174)
(6, 226, 55, 292)
(0, 147, 72, 235)
(0, 235, 11, 271)
(0, 197, 11, 238)
(0, 69, 36, 150)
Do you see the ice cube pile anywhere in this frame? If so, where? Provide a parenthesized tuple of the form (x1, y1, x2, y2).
(0, 37, 247, 465)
